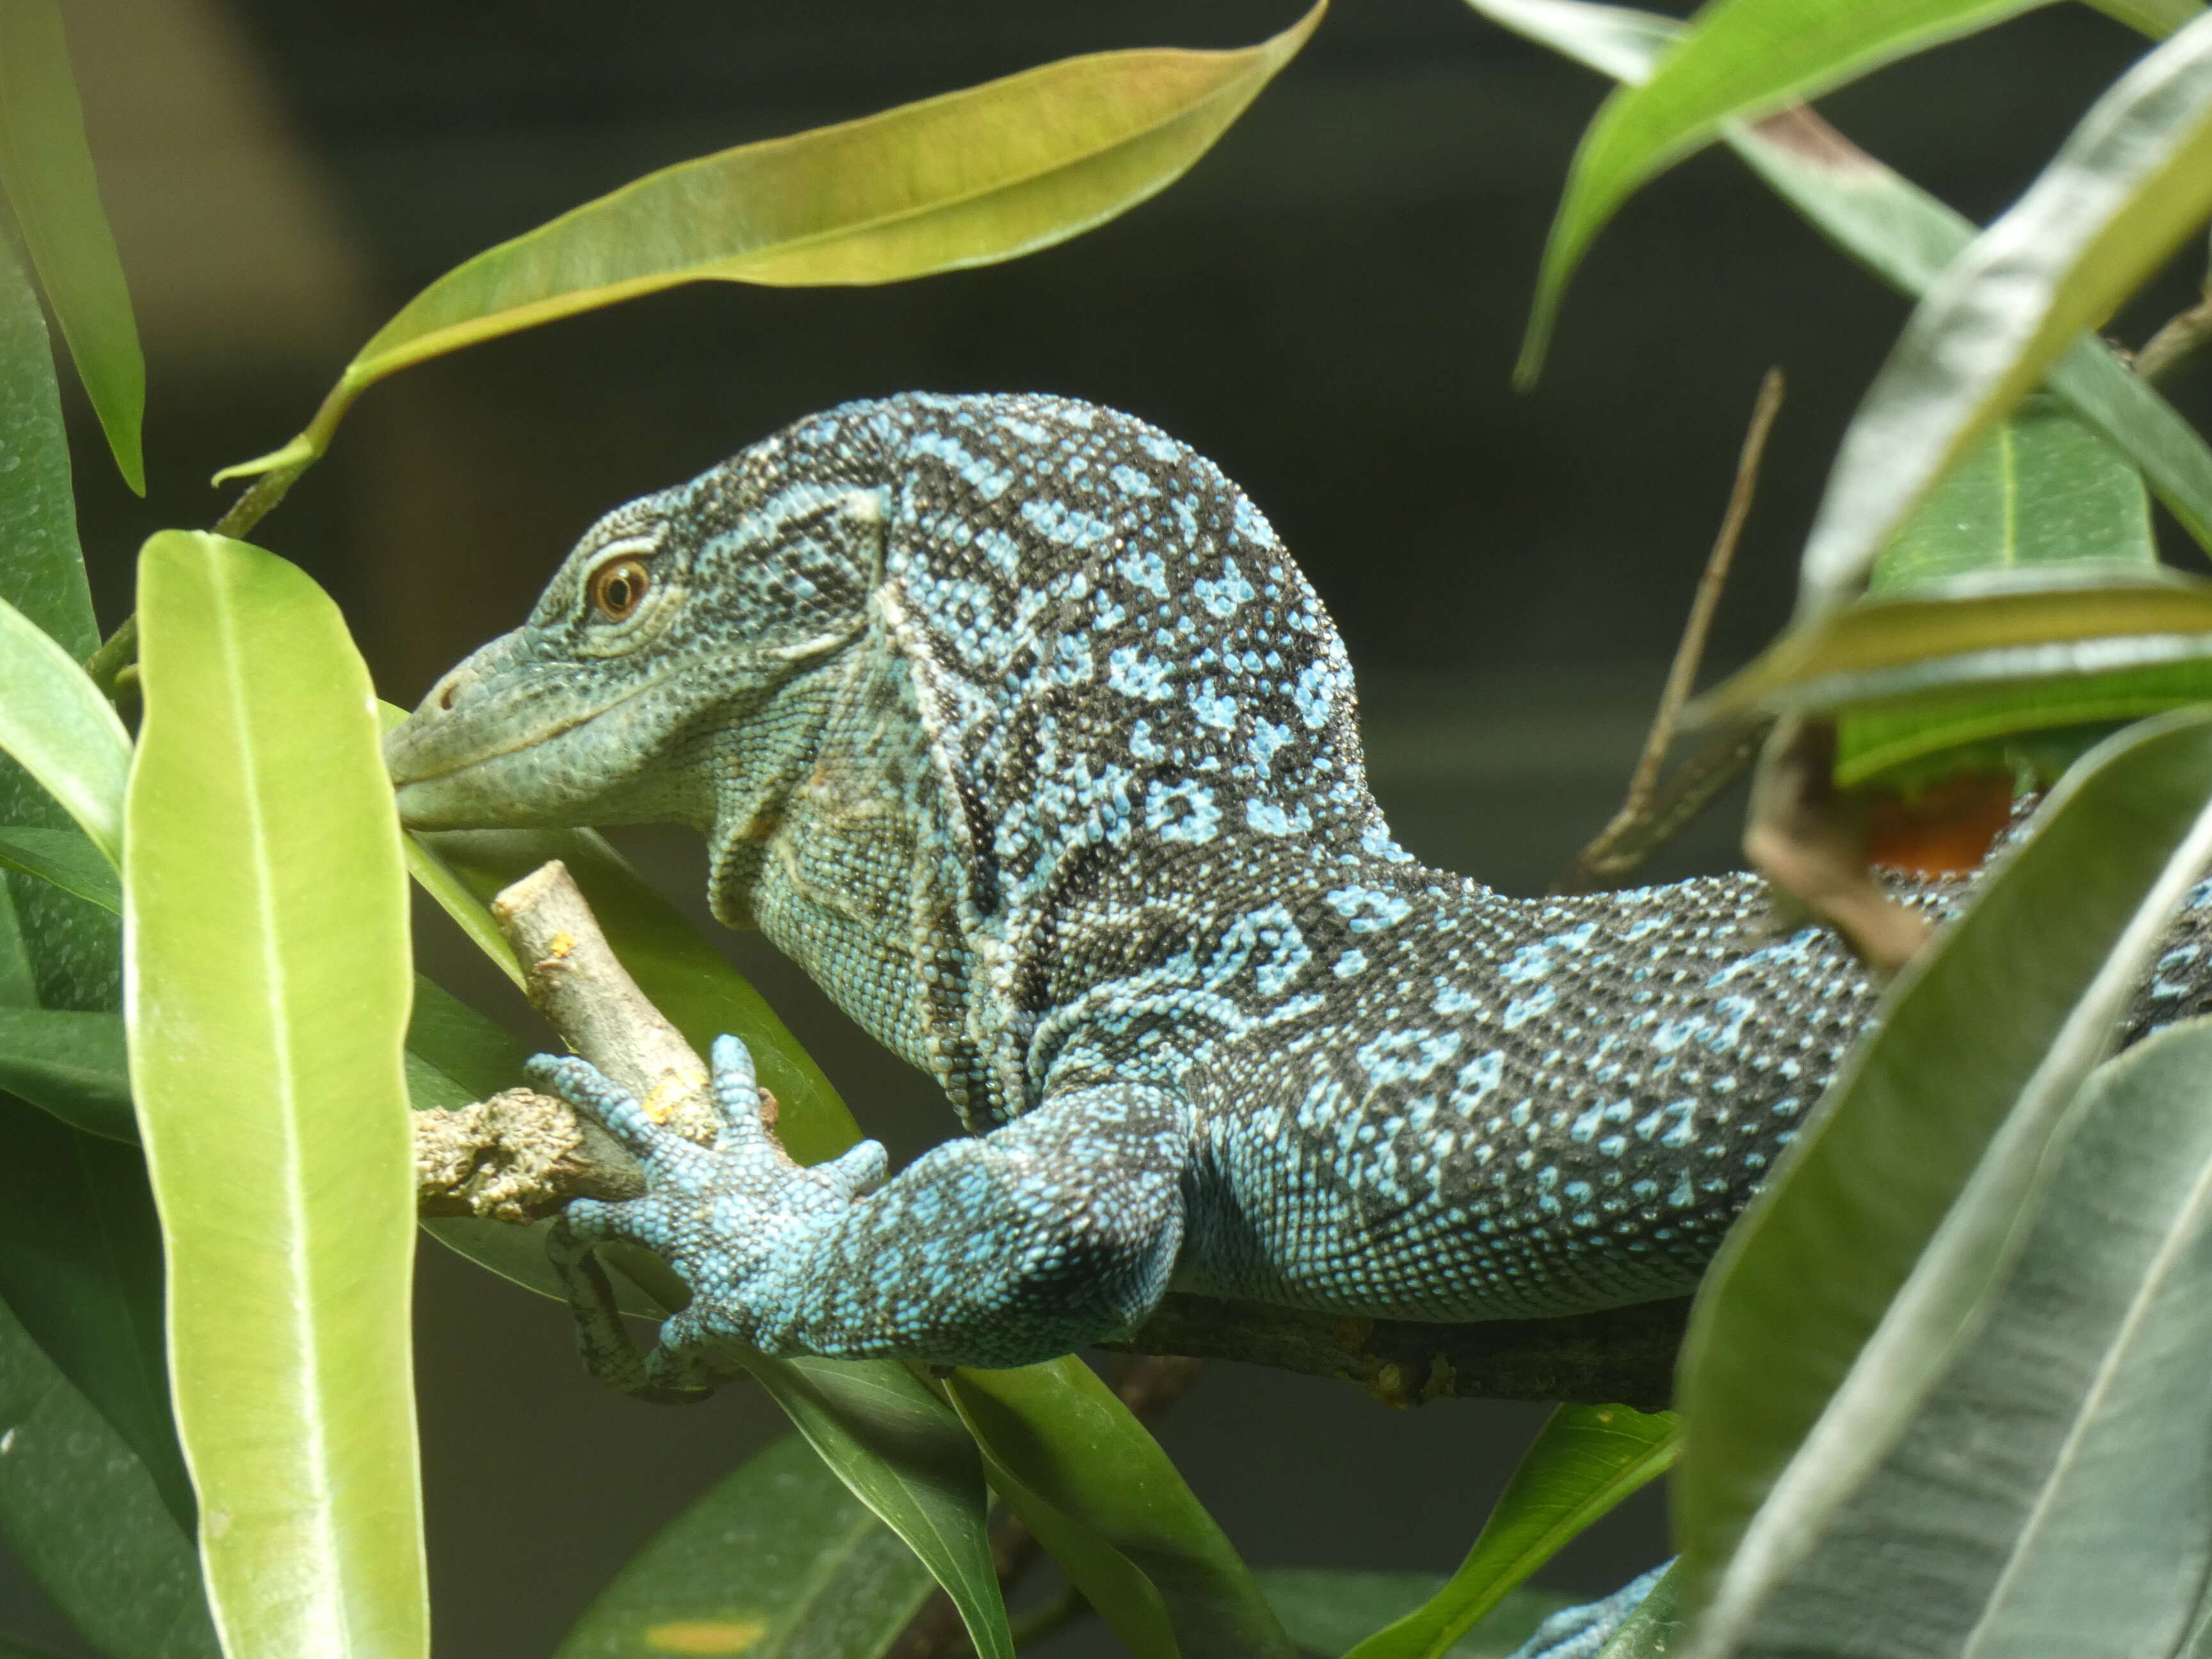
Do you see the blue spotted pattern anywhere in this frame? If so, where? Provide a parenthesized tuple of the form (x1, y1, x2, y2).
(395, 392, 2212, 1375)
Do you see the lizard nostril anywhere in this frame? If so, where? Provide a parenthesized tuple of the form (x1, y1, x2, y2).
(438, 680, 459, 711)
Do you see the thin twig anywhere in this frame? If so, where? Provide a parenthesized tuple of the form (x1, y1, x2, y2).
(2135, 286, 2212, 384)
(86, 462, 310, 693)
(1555, 369, 1784, 894)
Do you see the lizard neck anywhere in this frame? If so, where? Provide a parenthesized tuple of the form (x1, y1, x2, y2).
(706, 390, 1436, 1128)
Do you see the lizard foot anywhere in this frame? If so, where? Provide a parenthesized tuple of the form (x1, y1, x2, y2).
(527, 1034, 890, 1400)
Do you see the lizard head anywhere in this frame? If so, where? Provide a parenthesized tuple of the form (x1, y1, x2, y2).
(385, 437, 888, 832)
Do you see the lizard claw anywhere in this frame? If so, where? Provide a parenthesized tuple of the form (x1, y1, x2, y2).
(525, 1053, 693, 1171)
(535, 1032, 887, 1391)
(707, 1034, 771, 1140)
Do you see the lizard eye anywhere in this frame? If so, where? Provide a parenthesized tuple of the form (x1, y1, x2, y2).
(588, 556, 652, 622)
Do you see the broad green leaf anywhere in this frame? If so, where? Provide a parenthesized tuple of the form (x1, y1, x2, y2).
(0, 1636, 74, 1659)
(217, 5, 1324, 483)
(0, 1005, 128, 1140)
(0, 1091, 186, 1528)
(1594, 1563, 1683, 1658)
(0, 222, 90, 660)
(1831, 659, 2212, 789)
(1685, 566, 2212, 721)
(1866, 397, 2155, 593)
(403, 969, 531, 1098)
(127, 532, 424, 1659)
(1829, 397, 2212, 787)
(0, 0, 144, 492)
(1470, 0, 2212, 553)
(0, 196, 115, 1020)
(1795, 8, 2212, 620)
(1674, 707, 2212, 1621)
(412, 826, 862, 1166)
(1704, 1019, 2212, 1655)
(1254, 1572, 1571, 1658)
(0, 1292, 217, 1659)
(2085, 0, 2207, 36)
(556, 1432, 935, 1659)
(1344, 1405, 1679, 1659)
(737, 1356, 1013, 1659)
(1517, 0, 2051, 385)
(0, 593, 127, 866)
(0, 824, 117, 911)
(949, 1358, 1294, 1657)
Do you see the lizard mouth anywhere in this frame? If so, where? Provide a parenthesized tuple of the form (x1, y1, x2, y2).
(385, 668, 680, 825)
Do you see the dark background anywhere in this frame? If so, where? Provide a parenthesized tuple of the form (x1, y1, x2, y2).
(6, 0, 2209, 1653)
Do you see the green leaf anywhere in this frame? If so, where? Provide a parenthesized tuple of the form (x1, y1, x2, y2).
(0, 187, 115, 1021)
(2083, 0, 2206, 37)
(1795, 9, 2212, 620)
(0, 0, 145, 493)
(1703, 1018, 2212, 1653)
(0, 824, 118, 911)
(1673, 706, 2212, 1621)
(216, 4, 1324, 483)
(1344, 1405, 1679, 1659)
(0, 1291, 218, 1659)
(1518, 0, 2051, 385)
(1830, 659, 2212, 789)
(1685, 566, 2212, 721)
(1471, 0, 2212, 554)
(0, 593, 128, 866)
(1594, 1562, 1683, 1658)
(1255, 1572, 1571, 1658)
(555, 1432, 936, 1659)
(0, 1091, 186, 1530)
(403, 970, 530, 1099)
(412, 826, 862, 1166)
(127, 531, 424, 1659)
(0, 221, 90, 662)
(737, 1356, 1013, 1659)
(0, 1006, 128, 1139)
(949, 1358, 1295, 1657)
(1828, 397, 2212, 787)
(1867, 396, 2156, 592)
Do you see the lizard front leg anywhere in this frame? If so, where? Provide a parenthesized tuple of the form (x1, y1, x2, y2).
(532, 1037, 1194, 1381)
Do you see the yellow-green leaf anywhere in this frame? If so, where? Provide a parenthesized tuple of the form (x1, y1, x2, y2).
(216, 4, 1324, 483)
(1687, 568, 2212, 721)
(0, 592, 130, 865)
(0, 0, 145, 492)
(1518, 0, 2050, 385)
(2083, 0, 2206, 36)
(127, 531, 424, 1659)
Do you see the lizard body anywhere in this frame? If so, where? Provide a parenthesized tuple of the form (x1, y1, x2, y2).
(386, 391, 2204, 1374)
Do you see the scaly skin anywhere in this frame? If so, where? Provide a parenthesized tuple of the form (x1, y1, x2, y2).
(386, 392, 2210, 1376)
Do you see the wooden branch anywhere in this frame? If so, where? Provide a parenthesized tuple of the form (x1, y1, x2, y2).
(1743, 716, 1933, 980)
(412, 858, 732, 1221)
(413, 862, 1691, 1407)
(1110, 1292, 1685, 1412)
